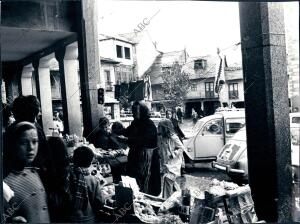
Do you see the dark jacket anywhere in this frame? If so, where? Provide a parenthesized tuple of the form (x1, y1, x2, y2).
(123, 102, 161, 196)
(89, 128, 114, 150)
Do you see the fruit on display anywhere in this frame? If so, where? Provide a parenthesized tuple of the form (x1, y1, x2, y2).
(133, 201, 159, 223)
(208, 179, 239, 196)
(158, 191, 182, 213)
(102, 184, 115, 196)
(101, 184, 116, 207)
(158, 214, 184, 224)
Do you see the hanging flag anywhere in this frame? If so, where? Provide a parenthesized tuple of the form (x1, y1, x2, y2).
(214, 54, 226, 94)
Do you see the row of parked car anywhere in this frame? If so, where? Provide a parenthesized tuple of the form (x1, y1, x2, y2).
(183, 110, 300, 183)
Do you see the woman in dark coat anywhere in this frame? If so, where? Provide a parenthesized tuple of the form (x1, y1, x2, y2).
(122, 101, 161, 196)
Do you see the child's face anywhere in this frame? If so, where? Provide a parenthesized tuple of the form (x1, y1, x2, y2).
(16, 129, 39, 164)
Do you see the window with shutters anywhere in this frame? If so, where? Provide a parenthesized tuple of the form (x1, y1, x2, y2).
(229, 83, 239, 99)
(205, 82, 215, 98)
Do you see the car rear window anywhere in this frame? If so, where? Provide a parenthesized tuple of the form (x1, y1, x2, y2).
(225, 118, 245, 135)
(292, 117, 300, 124)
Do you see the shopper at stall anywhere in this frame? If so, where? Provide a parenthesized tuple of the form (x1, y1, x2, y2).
(47, 136, 71, 222)
(89, 116, 114, 150)
(109, 121, 128, 183)
(3, 121, 50, 223)
(65, 146, 104, 223)
(110, 121, 128, 149)
(157, 119, 185, 199)
(121, 101, 161, 196)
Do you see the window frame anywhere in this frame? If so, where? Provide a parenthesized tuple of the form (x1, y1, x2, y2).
(191, 83, 197, 91)
(124, 47, 131, 59)
(104, 70, 113, 91)
(116, 45, 123, 58)
(194, 59, 207, 69)
(205, 82, 215, 98)
(228, 83, 239, 99)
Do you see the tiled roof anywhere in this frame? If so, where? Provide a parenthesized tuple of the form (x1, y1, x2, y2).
(99, 33, 135, 44)
(119, 32, 145, 44)
(145, 53, 163, 85)
(182, 55, 219, 80)
(146, 50, 243, 85)
(145, 50, 187, 85)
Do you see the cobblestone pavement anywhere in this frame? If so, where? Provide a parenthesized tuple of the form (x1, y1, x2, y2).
(177, 162, 232, 192)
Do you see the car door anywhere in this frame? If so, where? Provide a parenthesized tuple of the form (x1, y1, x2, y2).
(194, 118, 224, 158)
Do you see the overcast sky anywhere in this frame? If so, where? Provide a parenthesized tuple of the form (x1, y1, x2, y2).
(97, 1, 299, 60)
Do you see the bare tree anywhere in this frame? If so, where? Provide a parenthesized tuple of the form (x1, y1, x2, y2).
(159, 61, 191, 109)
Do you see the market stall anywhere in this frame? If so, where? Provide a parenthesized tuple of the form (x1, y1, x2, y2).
(94, 177, 264, 224)
(62, 134, 263, 223)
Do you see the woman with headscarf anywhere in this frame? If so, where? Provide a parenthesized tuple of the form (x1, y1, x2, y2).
(120, 101, 161, 196)
(157, 119, 185, 198)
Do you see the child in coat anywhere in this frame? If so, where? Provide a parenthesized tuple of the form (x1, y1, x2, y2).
(66, 146, 104, 223)
(3, 121, 50, 223)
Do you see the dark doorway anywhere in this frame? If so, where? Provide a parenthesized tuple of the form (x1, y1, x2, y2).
(203, 101, 220, 116)
(185, 101, 202, 118)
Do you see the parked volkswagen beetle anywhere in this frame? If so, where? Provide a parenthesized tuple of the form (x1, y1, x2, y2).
(213, 125, 299, 183)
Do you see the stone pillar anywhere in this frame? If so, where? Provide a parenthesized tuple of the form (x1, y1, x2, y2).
(34, 57, 54, 136)
(239, 2, 292, 222)
(76, 0, 104, 139)
(3, 62, 22, 105)
(21, 64, 34, 95)
(0, 3, 3, 222)
(55, 43, 82, 136)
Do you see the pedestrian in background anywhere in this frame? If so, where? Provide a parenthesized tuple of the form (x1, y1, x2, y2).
(192, 108, 198, 124)
(176, 107, 183, 124)
(157, 119, 185, 199)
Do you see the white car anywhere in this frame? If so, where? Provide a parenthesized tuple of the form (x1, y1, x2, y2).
(213, 126, 299, 183)
(183, 110, 245, 162)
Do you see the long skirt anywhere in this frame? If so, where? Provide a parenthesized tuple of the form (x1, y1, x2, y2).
(126, 147, 161, 196)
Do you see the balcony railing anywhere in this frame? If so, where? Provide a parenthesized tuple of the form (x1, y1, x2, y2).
(205, 91, 216, 98)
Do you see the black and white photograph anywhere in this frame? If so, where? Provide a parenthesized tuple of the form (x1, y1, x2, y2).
(0, 0, 299, 223)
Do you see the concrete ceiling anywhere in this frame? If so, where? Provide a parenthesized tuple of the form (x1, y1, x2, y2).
(1, 26, 75, 62)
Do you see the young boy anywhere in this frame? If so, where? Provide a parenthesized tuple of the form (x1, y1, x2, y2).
(67, 146, 104, 223)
